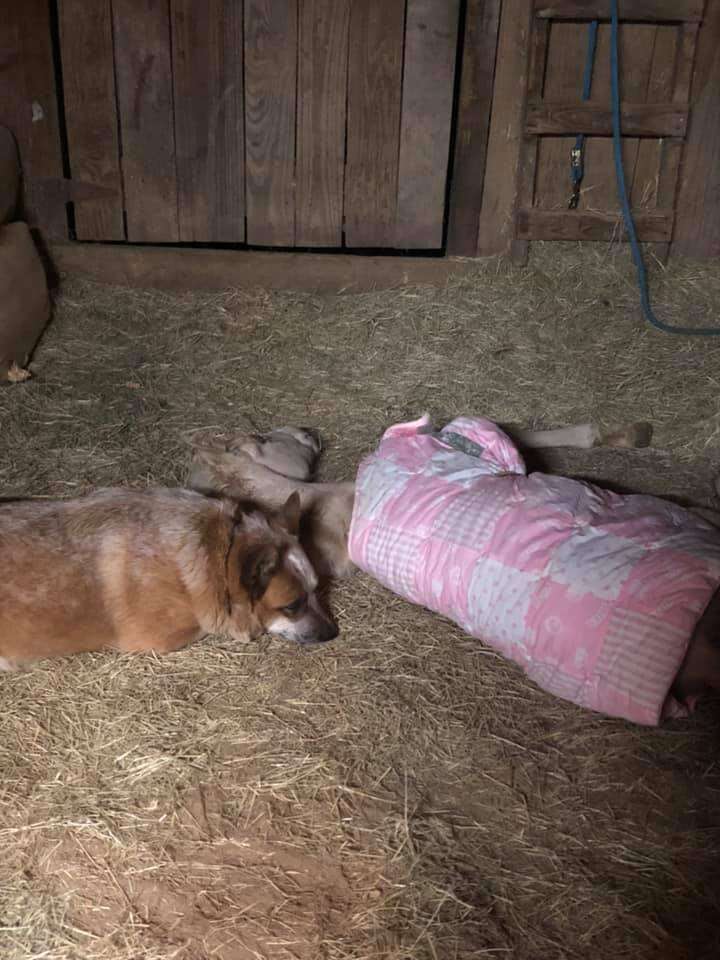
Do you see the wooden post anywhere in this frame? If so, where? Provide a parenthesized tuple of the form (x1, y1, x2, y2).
(446, 0, 502, 256)
(672, 0, 720, 259)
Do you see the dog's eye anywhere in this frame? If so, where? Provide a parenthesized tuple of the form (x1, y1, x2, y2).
(282, 595, 307, 616)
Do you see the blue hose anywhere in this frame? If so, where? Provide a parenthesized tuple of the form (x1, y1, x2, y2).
(609, 0, 720, 335)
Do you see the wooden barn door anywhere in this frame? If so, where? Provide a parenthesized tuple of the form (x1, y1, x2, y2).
(56, 0, 460, 251)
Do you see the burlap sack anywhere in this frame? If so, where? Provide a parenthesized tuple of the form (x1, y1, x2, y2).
(0, 221, 50, 379)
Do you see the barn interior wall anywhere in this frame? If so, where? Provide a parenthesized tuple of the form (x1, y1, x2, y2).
(0, 0, 718, 261)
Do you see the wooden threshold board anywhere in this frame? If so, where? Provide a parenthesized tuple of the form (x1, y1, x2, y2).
(51, 243, 476, 293)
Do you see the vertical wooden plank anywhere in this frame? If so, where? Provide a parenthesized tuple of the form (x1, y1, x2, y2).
(647, 24, 700, 261)
(584, 23, 657, 214)
(630, 26, 678, 263)
(673, 0, 720, 258)
(244, 0, 297, 247)
(395, 0, 461, 249)
(643, 139, 681, 262)
(476, 0, 533, 256)
(534, 21, 585, 212)
(534, 22, 655, 214)
(511, 18, 549, 262)
(345, 0, 405, 248)
(630, 25, 675, 210)
(57, 0, 124, 241)
(447, 0, 501, 256)
(112, 0, 178, 243)
(674, 22, 700, 103)
(0, 0, 66, 238)
(171, 0, 245, 243)
(296, 0, 350, 247)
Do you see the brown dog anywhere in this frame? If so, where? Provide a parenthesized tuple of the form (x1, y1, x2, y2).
(0, 487, 336, 669)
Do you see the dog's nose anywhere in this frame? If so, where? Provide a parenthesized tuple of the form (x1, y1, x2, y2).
(298, 622, 338, 645)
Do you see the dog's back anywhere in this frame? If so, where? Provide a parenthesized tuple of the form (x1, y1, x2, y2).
(0, 488, 229, 664)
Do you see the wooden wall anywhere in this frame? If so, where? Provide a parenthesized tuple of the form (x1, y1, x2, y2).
(54, 0, 460, 251)
(0, 0, 718, 259)
(672, 0, 720, 258)
(476, 0, 720, 259)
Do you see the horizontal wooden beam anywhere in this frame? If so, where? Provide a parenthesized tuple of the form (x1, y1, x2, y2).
(525, 102, 687, 137)
(50, 243, 476, 293)
(516, 209, 673, 241)
(534, 1, 703, 21)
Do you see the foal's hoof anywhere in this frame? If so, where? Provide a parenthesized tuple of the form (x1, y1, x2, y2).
(598, 421, 653, 449)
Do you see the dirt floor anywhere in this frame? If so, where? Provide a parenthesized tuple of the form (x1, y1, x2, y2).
(1, 243, 720, 959)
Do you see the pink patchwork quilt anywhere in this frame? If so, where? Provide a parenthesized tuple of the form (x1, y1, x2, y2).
(348, 416, 720, 724)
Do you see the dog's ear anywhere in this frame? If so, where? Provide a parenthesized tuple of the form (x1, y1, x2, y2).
(240, 543, 280, 603)
(277, 491, 301, 537)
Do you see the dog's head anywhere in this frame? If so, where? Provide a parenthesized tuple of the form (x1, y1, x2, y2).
(226, 492, 337, 645)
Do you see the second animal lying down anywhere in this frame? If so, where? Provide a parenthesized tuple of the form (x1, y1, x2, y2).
(187, 422, 656, 579)
(0, 487, 336, 670)
(188, 421, 720, 725)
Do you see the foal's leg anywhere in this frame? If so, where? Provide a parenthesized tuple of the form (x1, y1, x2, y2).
(506, 421, 653, 451)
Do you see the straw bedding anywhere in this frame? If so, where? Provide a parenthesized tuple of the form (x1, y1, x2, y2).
(1, 243, 719, 959)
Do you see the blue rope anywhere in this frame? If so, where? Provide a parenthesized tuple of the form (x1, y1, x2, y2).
(570, 19, 598, 197)
(609, 0, 720, 335)
(581, 19, 599, 100)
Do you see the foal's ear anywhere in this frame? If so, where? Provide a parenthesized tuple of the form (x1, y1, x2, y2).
(277, 491, 301, 537)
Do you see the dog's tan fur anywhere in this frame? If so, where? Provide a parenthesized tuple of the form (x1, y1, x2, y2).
(0, 487, 335, 668)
